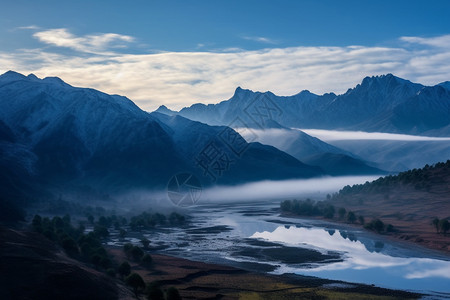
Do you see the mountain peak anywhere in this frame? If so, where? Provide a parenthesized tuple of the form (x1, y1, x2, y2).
(361, 73, 397, 85)
(233, 86, 253, 98)
(27, 74, 40, 81)
(155, 104, 177, 115)
(0, 70, 27, 82)
(42, 76, 71, 87)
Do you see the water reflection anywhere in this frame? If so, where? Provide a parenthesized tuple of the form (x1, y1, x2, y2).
(251, 226, 450, 293)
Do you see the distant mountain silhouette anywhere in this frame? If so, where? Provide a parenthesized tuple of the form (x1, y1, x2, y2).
(159, 74, 450, 136)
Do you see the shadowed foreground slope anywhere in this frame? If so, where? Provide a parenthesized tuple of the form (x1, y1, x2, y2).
(0, 227, 133, 300)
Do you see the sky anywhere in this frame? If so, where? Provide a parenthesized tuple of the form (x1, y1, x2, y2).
(1, 0, 450, 110)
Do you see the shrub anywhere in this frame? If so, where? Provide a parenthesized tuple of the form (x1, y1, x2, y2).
(166, 287, 182, 300)
(93, 225, 109, 238)
(118, 261, 131, 277)
(140, 238, 150, 249)
(386, 224, 395, 232)
(126, 273, 145, 297)
(146, 282, 164, 300)
(131, 246, 144, 261)
(347, 211, 356, 224)
(141, 254, 153, 267)
(62, 237, 79, 256)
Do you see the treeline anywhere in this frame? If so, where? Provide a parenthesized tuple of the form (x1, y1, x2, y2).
(129, 211, 186, 231)
(334, 160, 450, 197)
(31, 214, 114, 270)
(280, 199, 395, 234)
(30, 211, 187, 299)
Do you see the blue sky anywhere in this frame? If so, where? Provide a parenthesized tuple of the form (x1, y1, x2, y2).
(1, 1, 450, 110)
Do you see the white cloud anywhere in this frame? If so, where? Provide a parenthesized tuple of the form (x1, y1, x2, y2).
(16, 25, 40, 30)
(401, 34, 450, 48)
(242, 36, 277, 44)
(1, 29, 450, 111)
(33, 28, 134, 54)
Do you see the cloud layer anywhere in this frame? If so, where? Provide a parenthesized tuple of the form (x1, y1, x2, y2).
(301, 129, 450, 141)
(1, 29, 450, 110)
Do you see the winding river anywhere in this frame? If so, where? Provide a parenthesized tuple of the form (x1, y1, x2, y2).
(108, 201, 450, 298)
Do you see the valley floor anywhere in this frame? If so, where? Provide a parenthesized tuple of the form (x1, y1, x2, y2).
(108, 247, 421, 300)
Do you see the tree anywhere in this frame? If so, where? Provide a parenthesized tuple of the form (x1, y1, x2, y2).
(91, 253, 102, 269)
(373, 219, 385, 233)
(118, 261, 131, 278)
(146, 282, 164, 300)
(347, 211, 356, 224)
(440, 219, 450, 235)
(93, 225, 109, 238)
(140, 238, 150, 249)
(358, 215, 365, 225)
(324, 205, 335, 219)
(166, 287, 182, 300)
(386, 224, 395, 233)
(131, 246, 145, 261)
(280, 200, 292, 212)
(126, 273, 145, 297)
(123, 243, 133, 256)
(32, 215, 43, 232)
(141, 254, 153, 267)
(87, 215, 94, 224)
(338, 207, 347, 219)
(62, 237, 79, 256)
(432, 218, 440, 233)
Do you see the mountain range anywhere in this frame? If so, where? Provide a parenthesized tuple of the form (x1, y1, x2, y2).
(0, 71, 324, 215)
(158, 74, 450, 136)
(1, 71, 449, 220)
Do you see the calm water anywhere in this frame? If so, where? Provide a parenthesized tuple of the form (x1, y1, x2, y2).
(108, 201, 450, 298)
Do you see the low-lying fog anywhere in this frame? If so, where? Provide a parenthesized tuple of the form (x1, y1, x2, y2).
(200, 176, 379, 203)
(115, 175, 379, 210)
(300, 129, 450, 141)
(238, 127, 450, 172)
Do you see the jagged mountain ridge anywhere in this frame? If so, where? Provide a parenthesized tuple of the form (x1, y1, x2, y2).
(158, 74, 450, 136)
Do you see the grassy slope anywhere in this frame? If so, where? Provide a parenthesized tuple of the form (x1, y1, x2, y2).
(330, 161, 450, 253)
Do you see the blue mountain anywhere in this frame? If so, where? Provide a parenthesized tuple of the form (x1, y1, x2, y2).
(0, 71, 324, 208)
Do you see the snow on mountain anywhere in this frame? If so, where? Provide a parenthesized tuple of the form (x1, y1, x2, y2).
(164, 74, 449, 136)
(0, 71, 325, 199)
(151, 112, 324, 184)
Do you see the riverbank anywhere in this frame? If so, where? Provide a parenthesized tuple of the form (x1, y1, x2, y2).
(108, 247, 421, 299)
(281, 209, 450, 257)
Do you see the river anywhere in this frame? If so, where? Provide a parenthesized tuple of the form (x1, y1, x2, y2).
(108, 201, 450, 298)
